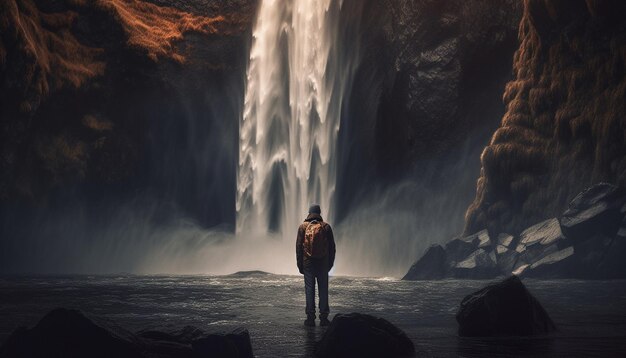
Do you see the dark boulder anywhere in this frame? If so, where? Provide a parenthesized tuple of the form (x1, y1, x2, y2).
(512, 218, 570, 275)
(560, 183, 626, 243)
(445, 230, 491, 264)
(0, 308, 254, 358)
(456, 276, 556, 337)
(495, 233, 518, 274)
(192, 328, 253, 358)
(521, 246, 575, 278)
(452, 249, 499, 279)
(0, 308, 141, 358)
(315, 313, 414, 358)
(402, 244, 447, 280)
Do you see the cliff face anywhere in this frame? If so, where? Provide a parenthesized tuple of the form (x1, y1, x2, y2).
(0, 0, 254, 224)
(465, 0, 626, 235)
(337, 0, 521, 221)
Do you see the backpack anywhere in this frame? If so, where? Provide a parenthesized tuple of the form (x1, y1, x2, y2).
(303, 220, 328, 258)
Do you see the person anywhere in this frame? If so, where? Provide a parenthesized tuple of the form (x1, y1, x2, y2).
(296, 204, 336, 327)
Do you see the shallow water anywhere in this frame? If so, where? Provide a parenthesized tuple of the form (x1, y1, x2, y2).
(1, 274, 625, 357)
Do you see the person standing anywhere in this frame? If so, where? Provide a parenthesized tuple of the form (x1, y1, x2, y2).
(296, 204, 336, 327)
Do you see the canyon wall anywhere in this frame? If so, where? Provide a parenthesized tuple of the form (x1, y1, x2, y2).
(0, 0, 255, 226)
(465, 0, 626, 236)
(337, 0, 521, 229)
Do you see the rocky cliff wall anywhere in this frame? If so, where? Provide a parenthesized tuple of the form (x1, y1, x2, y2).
(337, 0, 521, 225)
(0, 0, 255, 225)
(465, 0, 626, 235)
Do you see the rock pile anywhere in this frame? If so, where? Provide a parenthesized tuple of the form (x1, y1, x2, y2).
(404, 183, 626, 280)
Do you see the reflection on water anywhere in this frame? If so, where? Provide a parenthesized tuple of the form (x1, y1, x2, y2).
(0, 275, 625, 357)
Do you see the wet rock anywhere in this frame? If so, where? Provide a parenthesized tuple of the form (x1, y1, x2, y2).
(517, 219, 567, 250)
(0, 308, 141, 358)
(521, 247, 575, 278)
(514, 219, 569, 272)
(0, 308, 254, 358)
(496, 233, 514, 252)
(192, 328, 253, 358)
(452, 249, 498, 279)
(445, 229, 491, 264)
(402, 244, 447, 280)
(572, 235, 617, 278)
(560, 183, 626, 243)
(315, 313, 414, 358)
(456, 276, 556, 337)
(595, 236, 626, 278)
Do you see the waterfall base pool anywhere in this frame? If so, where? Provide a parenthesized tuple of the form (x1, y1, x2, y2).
(1, 274, 625, 357)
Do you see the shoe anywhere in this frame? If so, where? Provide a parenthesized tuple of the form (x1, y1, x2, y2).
(304, 317, 316, 327)
(319, 317, 331, 327)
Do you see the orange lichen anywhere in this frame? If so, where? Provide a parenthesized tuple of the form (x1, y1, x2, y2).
(95, 0, 227, 63)
(82, 114, 113, 131)
(0, 0, 105, 98)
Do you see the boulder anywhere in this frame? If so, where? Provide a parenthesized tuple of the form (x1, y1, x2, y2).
(456, 276, 556, 337)
(595, 236, 626, 278)
(514, 219, 569, 272)
(192, 328, 254, 358)
(496, 233, 515, 253)
(560, 183, 626, 243)
(452, 249, 498, 278)
(521, 246, 575, 278)
(516, 218, 567, 250)
(315, 313, 415, 358)
(495, 233, 519, 274)
(445, 229, 491, 264)
(571, 235, 618, 278)
(0, 308, 254, 358)
(402, 244, 447, 280)
(0, 308, 141, 358)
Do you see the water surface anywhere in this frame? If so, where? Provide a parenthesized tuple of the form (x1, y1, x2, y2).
(1, 274, 625, 357)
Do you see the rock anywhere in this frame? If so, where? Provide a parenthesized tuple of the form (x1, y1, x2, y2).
(496, 233, 515, 253)
(571, 235, 617, 278)
(0, 308, 141, 358)
(456, 276, 556, 337)
(560, 183, 626, 243)
(402, 244, 447, 280)
(192, 328, 253, 358)
(522, 247, 575, 278)
(452, 249, 498, 278)
(315, 313, 415, 358)
(495, 249, 518, 275)
(0, 308, 254, 358)
(494, 233, 519, 274)
(445, 229, 492, 264)
(517, 219, 567, 250)
(514, 219, 569, 272)
(595, 236, 626, 278)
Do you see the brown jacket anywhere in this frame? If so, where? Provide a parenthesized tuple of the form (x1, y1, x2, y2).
(296, 213, 336, 273)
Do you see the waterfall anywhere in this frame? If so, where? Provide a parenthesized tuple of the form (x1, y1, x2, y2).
(237, 0, 358, 236)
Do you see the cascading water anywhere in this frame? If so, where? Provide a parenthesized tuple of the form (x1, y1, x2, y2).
(237, 0, 358, 236)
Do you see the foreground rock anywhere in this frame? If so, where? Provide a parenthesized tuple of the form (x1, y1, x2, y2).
(315, 313, 414, 358)
(456, 276, 556, 337)
(0, 308, 253, 358)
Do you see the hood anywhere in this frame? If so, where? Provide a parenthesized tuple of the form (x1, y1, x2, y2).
(305, 213, 323, 222)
